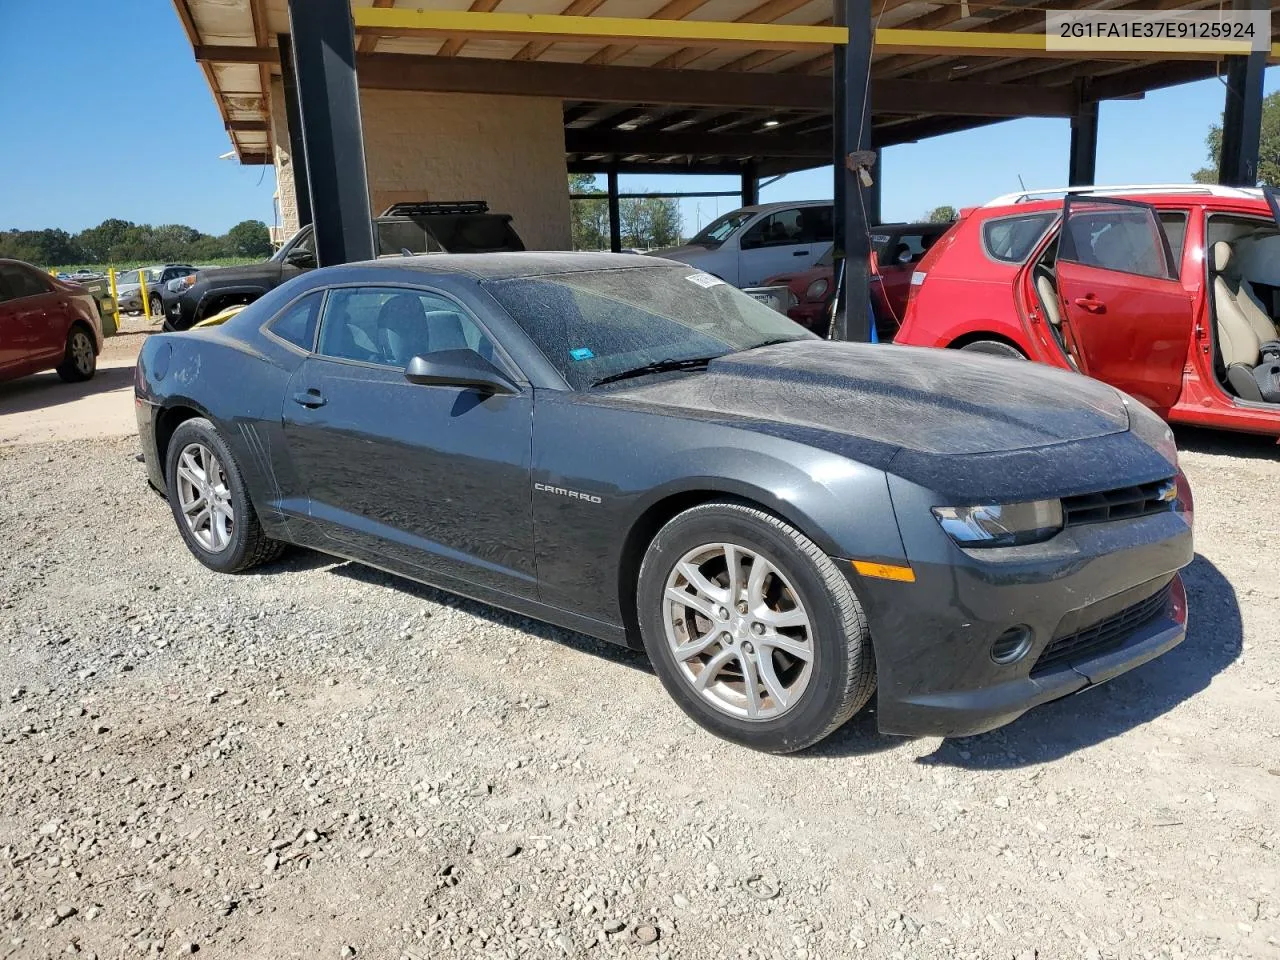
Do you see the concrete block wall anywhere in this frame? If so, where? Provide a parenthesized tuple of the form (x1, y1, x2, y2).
(360, 89, 571, 251)
(269, 85, 572, 251)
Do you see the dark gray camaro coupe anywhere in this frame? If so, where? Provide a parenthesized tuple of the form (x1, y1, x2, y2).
(135, 252, 1193, 753)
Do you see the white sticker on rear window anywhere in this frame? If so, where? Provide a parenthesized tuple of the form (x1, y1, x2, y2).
(686, 272, 725, 289)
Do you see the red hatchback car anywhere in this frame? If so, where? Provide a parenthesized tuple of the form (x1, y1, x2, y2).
(0, 259, 104, 384)
(895, 185, 1280, 438)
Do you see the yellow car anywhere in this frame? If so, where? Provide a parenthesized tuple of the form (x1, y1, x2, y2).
(191, 304, 247, 329)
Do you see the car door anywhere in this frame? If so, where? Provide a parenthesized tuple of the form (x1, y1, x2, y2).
(0, 265, 58, 369)
(281, 283, 538, 598)
(737, 206, 830, 287)
(0, 272, 18, 374)
(1053, 196, 1195, 414)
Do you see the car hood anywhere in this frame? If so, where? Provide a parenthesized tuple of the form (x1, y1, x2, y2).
(646, 244, 713, 265)
(115, 283, 141, 295)
(598, 340, 1130, 459)
(194, 260, 282, 284)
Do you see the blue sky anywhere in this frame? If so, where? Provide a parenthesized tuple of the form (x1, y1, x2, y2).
(0, 1, 1276, 236)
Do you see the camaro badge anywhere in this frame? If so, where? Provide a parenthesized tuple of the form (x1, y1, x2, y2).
(534, 482, 602, 504)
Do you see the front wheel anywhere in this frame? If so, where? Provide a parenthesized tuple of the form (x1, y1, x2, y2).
(957, 339, 1026, 359)
(149, 294, 164, 319)
(56, 326, 96, 382)
(165, 417, 284, 573)
(637, 501, 876, 753)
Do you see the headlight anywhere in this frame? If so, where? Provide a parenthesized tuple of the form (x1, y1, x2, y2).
(787, 291, 799, 308)
(805, 278, 829, 301)
(932, 499, 1064, 548)
(171, 274, 198, 292)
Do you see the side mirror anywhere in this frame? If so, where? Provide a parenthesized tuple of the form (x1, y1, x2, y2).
(404, 349, 518, 395)
(286, 248, 315, 268)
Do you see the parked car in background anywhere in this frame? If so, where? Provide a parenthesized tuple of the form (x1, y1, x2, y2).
(894, 184, 1280, 437)
(115, 264, 196, 316)
(165, 201, 525, 330)
(137, 252, 1192, 753)
(652, 201, 833, 288)
(0, 258, 103, 383)
(763, 221, 951, 337)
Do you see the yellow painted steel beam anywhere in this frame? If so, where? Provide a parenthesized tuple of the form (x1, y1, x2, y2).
(351, 10, 1280, 62)
(352, 7, 847, 49)
(876, 27, 1280, 62)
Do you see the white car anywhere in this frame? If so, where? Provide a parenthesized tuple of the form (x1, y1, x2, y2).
(651, 200, 833, 287)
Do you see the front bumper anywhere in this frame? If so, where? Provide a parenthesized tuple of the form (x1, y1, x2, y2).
(850, 489, 1193, 738)
(166, 292, 199, 331)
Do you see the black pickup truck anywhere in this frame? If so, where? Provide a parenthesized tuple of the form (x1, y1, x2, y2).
(163, 201, 525, 331)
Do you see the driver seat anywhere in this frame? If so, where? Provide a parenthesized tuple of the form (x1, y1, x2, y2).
(1211, 241, 1280, 402)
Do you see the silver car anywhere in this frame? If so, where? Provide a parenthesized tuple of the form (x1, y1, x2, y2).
(650, 200, 833, 288)
(115, 264, 196, 315)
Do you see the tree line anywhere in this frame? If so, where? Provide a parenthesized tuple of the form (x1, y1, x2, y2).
(0, 218, 274, 268)
(568, 174, 682, 251)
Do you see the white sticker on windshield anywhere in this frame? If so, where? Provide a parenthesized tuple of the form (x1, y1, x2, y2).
(686, 272, 725, 289)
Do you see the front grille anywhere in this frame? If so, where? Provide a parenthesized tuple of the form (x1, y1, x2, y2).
(1062, 478, 1176, 527)
(1030, 582, 1173, 676)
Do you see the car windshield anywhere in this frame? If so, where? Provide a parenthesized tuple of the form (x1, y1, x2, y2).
(485, 264, 813, 391)
(688, 211, 753, 248)
(117, 270, 138, 284)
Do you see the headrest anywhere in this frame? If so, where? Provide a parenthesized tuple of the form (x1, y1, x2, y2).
(1211, 241, 1233, 274)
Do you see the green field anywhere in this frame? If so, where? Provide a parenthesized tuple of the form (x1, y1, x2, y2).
(54, 257, 261, 274)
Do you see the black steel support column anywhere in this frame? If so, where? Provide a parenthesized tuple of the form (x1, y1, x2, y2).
(1068, 97, 1099, 187)
(277, 33, 313, 229)
(607, 166, 622, 253)
(287, 0, 374, 266)
(831, 0, 873, 342)
(1218, 0, 1266, 187)
(741, 161, 759, 207)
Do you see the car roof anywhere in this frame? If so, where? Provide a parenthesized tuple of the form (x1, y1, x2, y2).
(339, 251, 681, 281)
(737, 199, 832, 215)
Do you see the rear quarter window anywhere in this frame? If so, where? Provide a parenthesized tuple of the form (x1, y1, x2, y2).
(982, 212, 1056, 263)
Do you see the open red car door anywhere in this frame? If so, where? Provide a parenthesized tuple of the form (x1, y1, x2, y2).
(1053, 195, 1195, 415)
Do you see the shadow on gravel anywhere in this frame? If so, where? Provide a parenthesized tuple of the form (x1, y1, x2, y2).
(1173, 425, 1279, 459)
(0, 364, 135, 414)
(326, 559, 653, 673)
(918, 554, 1241, 770)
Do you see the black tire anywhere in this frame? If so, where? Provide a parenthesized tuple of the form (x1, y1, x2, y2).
(164, 417, 285, 573)
(55, 326, 97, 382)
(149, 294, 164, 319)
(958, 339, 1026, 359)
(636, 501, 876, 753)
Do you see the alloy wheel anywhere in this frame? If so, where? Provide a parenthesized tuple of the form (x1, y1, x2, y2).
(70, 331, 94, 376)
(175, 442, 235, 552)
(662, 542, 814, 721)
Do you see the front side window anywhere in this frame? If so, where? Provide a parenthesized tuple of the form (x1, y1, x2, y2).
(982, 212, 1056, 263)
(266, 291, 324, 351)
(485, 264, 812, 391)
(741, 207, 825, 250)
(316, 286, 493, 368)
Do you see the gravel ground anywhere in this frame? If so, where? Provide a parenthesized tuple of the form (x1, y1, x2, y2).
(0, 423, 1277, 960)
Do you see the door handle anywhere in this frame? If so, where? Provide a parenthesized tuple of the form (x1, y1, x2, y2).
(292, 390, 326, 408)
(1073, 295, 1105, 314)
(792, 249, 809, 257)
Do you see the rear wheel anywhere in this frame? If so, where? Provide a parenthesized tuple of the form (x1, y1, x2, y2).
(637, 501, 875, 753)
(958, 339, 1026, 359)
(56, 327, 96, 382)
(165, 417, 284, 573)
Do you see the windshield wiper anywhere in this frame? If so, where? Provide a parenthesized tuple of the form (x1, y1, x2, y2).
(591, 355, 719, 387)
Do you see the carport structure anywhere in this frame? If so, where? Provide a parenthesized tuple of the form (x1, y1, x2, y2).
(177, 0, 1277, 340)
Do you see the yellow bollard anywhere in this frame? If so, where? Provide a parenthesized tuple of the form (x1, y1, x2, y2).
(139, 267, 151, 321)
(108, 267, 121, 331)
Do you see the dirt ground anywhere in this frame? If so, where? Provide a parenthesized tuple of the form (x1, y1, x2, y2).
(0, 330, 1277, 960)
